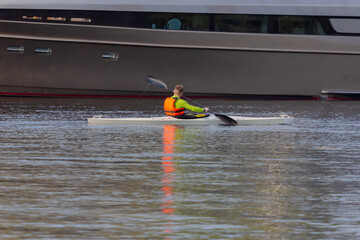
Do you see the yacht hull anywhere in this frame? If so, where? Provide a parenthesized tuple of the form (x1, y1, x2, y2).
(1, 21, 360, 99)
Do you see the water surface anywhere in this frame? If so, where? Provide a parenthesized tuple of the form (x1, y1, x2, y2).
(0, 98, 359, 239)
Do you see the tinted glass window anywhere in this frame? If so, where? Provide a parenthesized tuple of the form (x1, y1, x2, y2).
(278, 16, 325, 35)
(0, 9, 334, 36)
(215, 15, 268, 33)
(148, 13, 210, 31)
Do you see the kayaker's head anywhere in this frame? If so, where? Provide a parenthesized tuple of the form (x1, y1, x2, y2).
(173, 85, 184, 97)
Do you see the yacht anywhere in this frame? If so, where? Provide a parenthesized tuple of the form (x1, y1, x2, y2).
(1, 0, 360, 99)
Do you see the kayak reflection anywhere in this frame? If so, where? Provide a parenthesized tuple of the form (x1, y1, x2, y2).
(161, 125, 178, 236)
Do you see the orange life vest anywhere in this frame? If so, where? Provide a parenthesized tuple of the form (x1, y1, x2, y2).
(164, 97, 185, 116)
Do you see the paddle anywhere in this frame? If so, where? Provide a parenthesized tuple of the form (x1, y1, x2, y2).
(146, 76, 238, 126)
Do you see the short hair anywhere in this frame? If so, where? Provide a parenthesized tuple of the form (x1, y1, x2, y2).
(175, 85, 184, 94)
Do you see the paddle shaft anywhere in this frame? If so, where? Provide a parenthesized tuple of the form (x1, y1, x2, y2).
(181, 95, 206, 109)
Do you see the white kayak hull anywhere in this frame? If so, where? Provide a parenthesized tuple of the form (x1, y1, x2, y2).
(87, 114, 293, 126)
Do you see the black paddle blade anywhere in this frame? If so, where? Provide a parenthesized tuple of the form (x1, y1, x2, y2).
(146, 76, 168, 90)
(215, 114, 238, 126)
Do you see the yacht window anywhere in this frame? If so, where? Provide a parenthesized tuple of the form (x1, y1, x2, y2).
(71, 18, 92, 23)
(1, 9, 338, 36)
(278, 16, 325, 35)
(47, 17, 66, 22)
(22, 16, 42, 20)
(215, 15, 268, 33)
(149, 14, 210, 31)
(330, 18, 360, 34)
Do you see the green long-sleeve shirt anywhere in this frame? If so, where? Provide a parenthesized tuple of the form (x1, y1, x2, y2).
(171, 95, 204, 113)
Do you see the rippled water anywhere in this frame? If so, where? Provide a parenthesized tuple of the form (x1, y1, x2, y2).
(1, 97, 360, 239)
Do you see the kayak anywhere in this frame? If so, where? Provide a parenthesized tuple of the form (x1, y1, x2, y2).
(87, 114, 294, 126)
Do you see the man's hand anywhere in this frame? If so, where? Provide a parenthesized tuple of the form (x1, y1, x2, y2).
(204, 107, 210, 112)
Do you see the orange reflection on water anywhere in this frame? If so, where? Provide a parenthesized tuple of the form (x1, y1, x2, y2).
(161, 125, 177, 236)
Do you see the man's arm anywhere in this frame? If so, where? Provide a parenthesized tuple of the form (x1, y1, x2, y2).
(175, 98, 204, 112)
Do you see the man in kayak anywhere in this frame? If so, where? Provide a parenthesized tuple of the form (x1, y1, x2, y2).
(164, 85, 210, 119)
